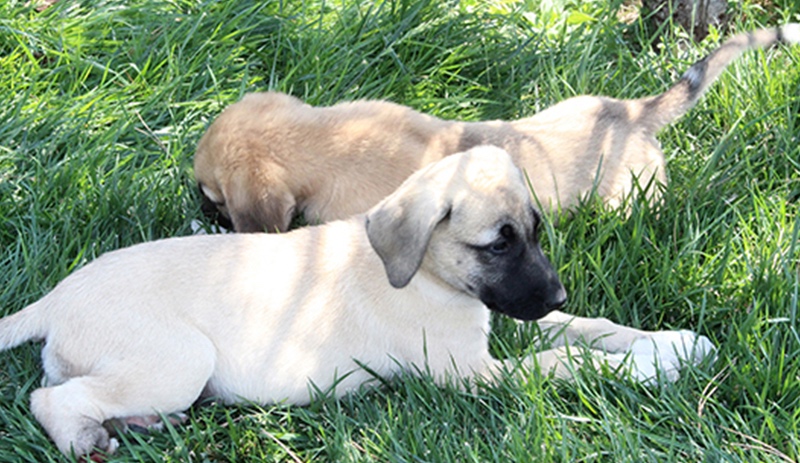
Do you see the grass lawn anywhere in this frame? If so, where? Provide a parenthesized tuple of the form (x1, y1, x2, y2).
(2, 0, 800, 461)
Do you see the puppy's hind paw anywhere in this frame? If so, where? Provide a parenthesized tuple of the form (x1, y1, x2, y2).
(77, 439, 118, 463)
(70, 421, 118, 461)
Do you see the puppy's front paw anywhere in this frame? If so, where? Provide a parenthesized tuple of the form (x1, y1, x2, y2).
(621, 330, 716, 385)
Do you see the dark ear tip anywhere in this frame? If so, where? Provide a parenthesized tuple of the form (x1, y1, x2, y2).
(388, 273, 412, 289)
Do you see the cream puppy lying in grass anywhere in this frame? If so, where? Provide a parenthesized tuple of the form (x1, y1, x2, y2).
(2, 147, 713, 458)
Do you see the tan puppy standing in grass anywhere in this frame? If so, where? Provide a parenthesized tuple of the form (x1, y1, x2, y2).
(1, 147, 712, 458)
(195, 24, 800, 233)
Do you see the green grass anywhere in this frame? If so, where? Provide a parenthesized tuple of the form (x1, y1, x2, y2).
(1, 0, 799, 461)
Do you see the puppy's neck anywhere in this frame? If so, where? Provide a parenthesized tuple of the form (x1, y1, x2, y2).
(403, 270, 490, 326)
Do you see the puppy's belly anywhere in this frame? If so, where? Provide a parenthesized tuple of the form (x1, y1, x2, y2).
(204, 350, 398, 405)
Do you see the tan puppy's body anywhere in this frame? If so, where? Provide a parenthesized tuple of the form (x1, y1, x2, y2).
(195, 24, 800, 232)
(1, 147, 712, 457)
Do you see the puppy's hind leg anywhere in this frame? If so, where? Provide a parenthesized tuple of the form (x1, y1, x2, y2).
(32, 333, 216, 457)
(31, 377, 123, 457)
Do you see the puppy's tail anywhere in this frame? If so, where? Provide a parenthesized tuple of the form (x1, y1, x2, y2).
(641, 24, 800, 131)
(0, 302, 47, 351)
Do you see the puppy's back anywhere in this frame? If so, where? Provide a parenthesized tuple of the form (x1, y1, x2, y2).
(194, 93, 458, 231)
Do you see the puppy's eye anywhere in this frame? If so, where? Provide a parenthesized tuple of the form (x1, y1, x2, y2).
(488, 239, 510, 255)
(486, 225, 515, 255)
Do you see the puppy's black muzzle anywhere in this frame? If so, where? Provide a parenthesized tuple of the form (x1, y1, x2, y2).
(478, 241, 566, 321)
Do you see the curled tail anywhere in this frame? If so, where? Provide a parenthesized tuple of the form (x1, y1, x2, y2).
(0, 302, 47, 351)
(643, 23, 800, 130)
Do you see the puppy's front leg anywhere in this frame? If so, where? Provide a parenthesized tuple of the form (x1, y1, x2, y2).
(531, 310, 716, 384)
(484, 343, 711, 386)
(479, 349, 621, 384)
(536, 310, 648, 352)
(533, 346, 628, 381)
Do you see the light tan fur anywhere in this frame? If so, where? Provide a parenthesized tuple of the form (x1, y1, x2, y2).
(2, 147, 712, 457)
(194, 24, 800, 232)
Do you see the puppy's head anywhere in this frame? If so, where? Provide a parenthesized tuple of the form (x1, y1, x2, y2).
(194, 93, 303, 233)
(366, 145, 566, 321)
(195, 173, 295, 233)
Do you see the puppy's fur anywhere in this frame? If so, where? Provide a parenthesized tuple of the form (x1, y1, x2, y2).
(2, 147, 560, 456)
(1, 147, 713, 457)
(194, 24, 800, 232)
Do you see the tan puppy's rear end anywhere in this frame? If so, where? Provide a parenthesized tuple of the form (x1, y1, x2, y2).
(194, 24, 800, 232)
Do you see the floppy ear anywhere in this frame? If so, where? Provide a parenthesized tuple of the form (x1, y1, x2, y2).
(366, 185, 451, 289)
(226, 171, 296, 233)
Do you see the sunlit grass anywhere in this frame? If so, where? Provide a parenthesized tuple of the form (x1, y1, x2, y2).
(1, 0, 799, 461)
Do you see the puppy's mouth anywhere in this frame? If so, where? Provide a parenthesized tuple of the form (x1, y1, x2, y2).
(477, 286, 564, 321)
(198, 184, 234, 230)
(486, 302, 554, 321)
